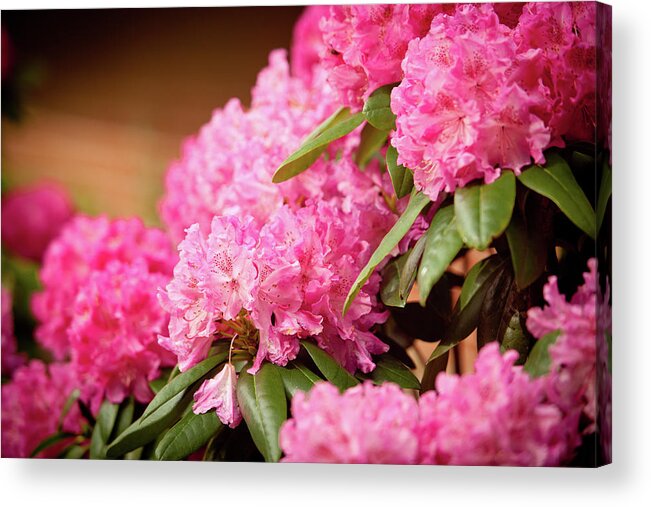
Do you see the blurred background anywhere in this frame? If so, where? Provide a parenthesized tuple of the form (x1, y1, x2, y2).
(2, 6, 304, 225)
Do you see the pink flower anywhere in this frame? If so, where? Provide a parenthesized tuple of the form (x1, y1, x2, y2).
(69, 260, 175, 413)
(527, 258, 605, 433)
(280, 381, 419, 464)
(193, 363, 241, 428)
(32, 215, 175, 360)
(319, 4, 454, 108)
(1, 360, 83, 458)
(1, 286, 24, 376)
(391, 4, 551, 201)
(418, 344, 578, 466)
(1, 182, 74, 262)
(158, 215, 258, 372)
(290, 5, 330, 83)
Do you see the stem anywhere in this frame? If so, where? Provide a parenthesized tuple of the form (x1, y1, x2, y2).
(228, 334, 238, 365)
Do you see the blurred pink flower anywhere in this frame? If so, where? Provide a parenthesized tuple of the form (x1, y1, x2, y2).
(1, 286, 24, 376)
(418, 343, 578, 466)
(290, 5, 329, 83)
(32, 214, 175, 360)
(280, 381, 419, 464)
(1, 182, 74, 262)
(70, 260, 175, 413)
(193, 363, 241, 428)
(1, 360, 82, 458)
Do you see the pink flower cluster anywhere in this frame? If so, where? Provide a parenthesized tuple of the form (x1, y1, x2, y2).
(1, 182, 74, 262)
(1, 360, 83, 458)
(159, 50, 356, 243)
(2, 286, 24, 376)
(32, 215, 177, 412)
(280, 381, 419, 464)
(527, 258, 607, 435)
(389, 2, 598, 201)
(290, 5, 329, 84)
(159, 198, 393, 378)
(319, 4, 453, 108)
(280, 344, 580, 465)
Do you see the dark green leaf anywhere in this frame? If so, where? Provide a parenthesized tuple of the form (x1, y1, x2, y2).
(399, 233, 427, 300)
(380, 252, 411, 308)
(596, 160, 612, 234)
(370, 354, 420, 390)
(149, 378, 166, 394)
(499, 312, 530, 364)
(362, 84, 397, 131)
(476, 266, 515, 350)
(356, 122, 389, 167)
(141, 351, 228, 419)
(386, 145, 414, 198)
(344, 190, 430, 314)
(426, 341, 457, 365)
(454, 172, 516, 250)
(505, 209, 547, 290)
(523, 331, 561, 378)
(301, 341, 359, 391)
(30, 432, 74, 458)
(236, 363, 287, 462)
(60, 444, 88, 459)
(279, 362, 322, 398)
(518, 153, 596, 239)
(273, 107, 364, 183)
(417, 205, 464, 304)
(90, 400, 119, 459)
(154, 410, 224, 461)
(421, 349, 450, 393)
(113, 397, 136, 438)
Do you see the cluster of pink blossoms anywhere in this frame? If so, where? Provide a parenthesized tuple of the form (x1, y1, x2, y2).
(389, 2, 598, 200)
(1, 360, 83, 457)
(527, 258, 610, 439)
(2, 286, 24, 375)
(318, 4, 455, 109)
(32, 215, 177, 412)
(290, 5, 329, 84)
(280, 344, 580, 466)
(1, 182, 74, 262)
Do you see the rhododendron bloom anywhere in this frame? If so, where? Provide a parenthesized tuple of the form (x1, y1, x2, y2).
(418, 344, 578, 466)
(1, 361, 83, 458)
(391, 4, 551, 200)
(70, 260, 175, 412)
(527, 258, 605, 432)
(32, 214, 175, 360)
(1, 182, 73, 262)
(319, 4, 454, 108)
(290, 5, 329, 83)
(2, 286, 24, 376)
(280, 381, 419, 464)
(193, 363, 242, 428)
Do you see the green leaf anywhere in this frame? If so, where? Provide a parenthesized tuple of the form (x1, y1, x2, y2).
(154, 410, 224, 461)
(106, 353, 226, 458)
(236, 363, 287, 463)
(57, 388, 80, 432)
(141, 351, 228, 420)
(113, 397, 136, 438)
(441, 256, 505, 352)
(344, 190, 430, 314)
(476, 267, 516, 350)
(362, 84, 397, 131)
(301, 341, 359, 391)
(279, 362, 322, 398)
(421, 348, 450, 393)
(505, 209, 547, 290)
(518, 153, 596, 239)
(149, 378, 166, 395)
(30, 432, 75, 458)
(417, 205, 464, 304)
(386, 145, 414, 199)
(273, 107, 364, 183)
(60, 444, 88, 459)
(90, 400, 119, 459)
(454, 172, 516, 250)
(499, 312, 530, 364)
(426, 341, 457, 365)
(398, 233, 427, 300)
(380, 252, 411, 308)
(524, 331, 561, 378)
(370, 354, 420, 390)
(356, 122, 389, 168)
(596, 160, 612, 234)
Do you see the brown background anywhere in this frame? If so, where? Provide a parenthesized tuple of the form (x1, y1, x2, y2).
(2, 7, 304, 224)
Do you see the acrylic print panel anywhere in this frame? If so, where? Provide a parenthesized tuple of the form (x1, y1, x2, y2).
(1, 2, 611, 466)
